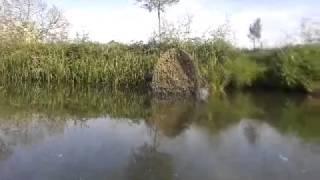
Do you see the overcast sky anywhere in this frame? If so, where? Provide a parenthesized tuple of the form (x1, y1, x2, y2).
(48, 0, 319, 47)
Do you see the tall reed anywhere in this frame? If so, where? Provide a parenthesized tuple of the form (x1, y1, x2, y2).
(0, 41, 319, 93)
(0, 42, 157, 89)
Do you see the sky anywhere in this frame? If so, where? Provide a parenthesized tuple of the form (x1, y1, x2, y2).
(48, 0, 320, 47)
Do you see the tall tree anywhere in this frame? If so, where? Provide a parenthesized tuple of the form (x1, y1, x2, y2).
(301, 18, 320, 43)
(136, 0, 179, 48)
(248, 18, 262, 49)
(0, 0, 69, 43)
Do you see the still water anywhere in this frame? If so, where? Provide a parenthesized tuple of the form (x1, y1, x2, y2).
(0, 86, 320, 180)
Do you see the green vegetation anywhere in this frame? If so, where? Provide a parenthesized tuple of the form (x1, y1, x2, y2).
(171, 40, 320, 93)
(0, 43, 156, 89)
(245, 44, 320, 92)
(0, 41, 319, 93)
(1, 0, 319, 94)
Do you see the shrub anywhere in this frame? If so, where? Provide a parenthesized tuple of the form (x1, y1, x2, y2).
(225, 55, 266, 88)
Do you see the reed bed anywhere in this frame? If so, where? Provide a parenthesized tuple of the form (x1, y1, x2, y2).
(0, 42, 157, 89)
(0, 41, 319, 93)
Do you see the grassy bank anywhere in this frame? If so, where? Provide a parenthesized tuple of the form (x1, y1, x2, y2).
(0, 41, 319, 93)
(0, 42, 156, 89)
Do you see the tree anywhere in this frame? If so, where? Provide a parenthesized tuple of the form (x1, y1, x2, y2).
(248, 18, 262, 49)
(160, 14, 193, 44)
(0, 0, 69, 43)
(136, 0, 179, 48)
(301, 18, 320, 43)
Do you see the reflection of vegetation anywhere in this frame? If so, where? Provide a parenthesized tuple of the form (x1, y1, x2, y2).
(195, 93, 264, 134)
(127, 144, 174, 180)
(242, 120, 260, 145)
(0, 84, 150, 121)
(0, 84, 152, 161)
(0, 138, 12, 161)
(0, 84, 319, 144)
(147, 99, 195, 137)
(194, 92, 320, 142)
(268, 99, 320, 142)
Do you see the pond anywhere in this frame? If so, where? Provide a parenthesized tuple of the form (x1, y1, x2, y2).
(0, 85, 320, 180)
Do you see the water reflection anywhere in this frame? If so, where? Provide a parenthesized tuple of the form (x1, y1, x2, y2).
(148, 99, 195, 137)
(0, 85, 319, 180)
(242, 120, 260, 145)
(127, 144, 174, 180)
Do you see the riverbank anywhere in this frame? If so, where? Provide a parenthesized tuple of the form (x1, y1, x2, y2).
(0, 41, 319, 93)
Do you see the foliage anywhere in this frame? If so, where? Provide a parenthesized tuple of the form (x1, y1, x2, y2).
(225, 54, 266, 88)
(0, 0, 69, 43)
(0, 42, 156, 89)
(136, 0, 179, 12)
(160, 15, 193, 45)
(136, 0, 180, 46)
(247, 44, 320, 92)
(0, 38, 319, 94)
(248, 18, 262, 49)
(301, 18, 320, 43)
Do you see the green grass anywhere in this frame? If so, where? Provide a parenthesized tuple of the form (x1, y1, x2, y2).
(0, 41, 319, 93)
(0, 42, 157, 89)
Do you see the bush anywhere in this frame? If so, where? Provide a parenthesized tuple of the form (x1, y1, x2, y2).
(225, 55, 266, 88)
(247, 44, 320, 92)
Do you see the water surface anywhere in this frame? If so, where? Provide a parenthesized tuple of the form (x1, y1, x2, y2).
(0, 86, 320, 180)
